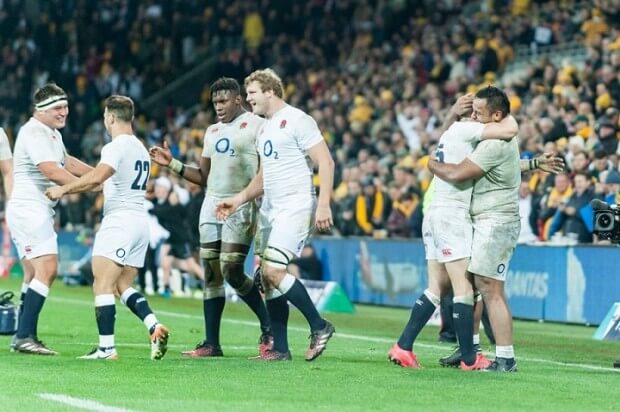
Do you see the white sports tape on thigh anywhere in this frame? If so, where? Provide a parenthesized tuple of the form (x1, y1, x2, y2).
(200, 248, 220, 261)
(262, 246, 294, 270)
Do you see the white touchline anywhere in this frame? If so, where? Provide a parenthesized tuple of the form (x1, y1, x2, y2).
(38, 393, 137, 412)
(51, 296, 620, 373)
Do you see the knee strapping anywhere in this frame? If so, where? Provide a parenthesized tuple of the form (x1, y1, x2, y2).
(220, 252, 246, 265)
(262, 247, 293, 270)
(200, 248, 220, 261)
(423, 289, 441, 306)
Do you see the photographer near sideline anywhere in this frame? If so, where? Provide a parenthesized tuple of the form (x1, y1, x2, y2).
(581, 170, 620, 369)
(591, 170, 620, 245)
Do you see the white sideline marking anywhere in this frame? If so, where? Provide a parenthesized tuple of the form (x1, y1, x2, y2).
(38, 393, 137, 412)
(51, 296, 620, 373)
(63, 342, 256, 350)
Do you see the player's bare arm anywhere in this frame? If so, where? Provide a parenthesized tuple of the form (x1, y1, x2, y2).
(45, 163, 114, 200)
(215, 164, 264, 220)
(0, 158, 13, 198)
(64, 155, 93, 177)
(149, 141, 211, 186)
(428, 156, 484, 183)
(307, 140, 335, 232)
(520, 152, 565, 174)
(38, 161, 80, 186)
(480, 115, 519, 140)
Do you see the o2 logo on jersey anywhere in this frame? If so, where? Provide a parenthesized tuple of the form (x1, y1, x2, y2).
(263, 140, 279, 159)
(215, 137, 236, 157)
(435, 143, 445, 163)
(131, 160, 150, 190)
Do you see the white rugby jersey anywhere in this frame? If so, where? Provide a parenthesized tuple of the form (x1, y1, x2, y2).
(202, 111, 263, 198)
(99, 134, 150, 215)
(431, 120, 486, 209)
(0, 128, 12, 160)
(11, 117, 67, 208)
(468, 137, 521, 219)
(256, 105, 323, 199)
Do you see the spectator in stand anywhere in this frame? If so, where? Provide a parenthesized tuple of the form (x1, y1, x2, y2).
(334, 180, 363, 237)
(355, 177, 391, 237)
(550, 172, 596, 243)
(386, 191, 418, 239)
(589, 149, 612, 181)
(539, 172, 573, 240)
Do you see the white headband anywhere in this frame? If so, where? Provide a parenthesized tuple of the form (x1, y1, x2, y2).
(35, 95, 68, 111)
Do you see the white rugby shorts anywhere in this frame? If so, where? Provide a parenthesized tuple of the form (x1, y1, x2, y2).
(468, 215, 520, 281)
(254, 193, 316, 258)
(93, 212, 150, 268)
(199, 194, 256, 245)
(6, 201, 57, 260)
(423, 207, 473, 263)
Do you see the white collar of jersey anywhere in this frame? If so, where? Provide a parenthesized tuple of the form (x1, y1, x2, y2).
(35, 95, 68, 111)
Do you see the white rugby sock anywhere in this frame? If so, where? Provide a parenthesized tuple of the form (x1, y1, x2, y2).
(496, 345, 514, 359)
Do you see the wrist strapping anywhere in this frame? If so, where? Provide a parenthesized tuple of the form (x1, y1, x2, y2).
(169, 158, 185, 175)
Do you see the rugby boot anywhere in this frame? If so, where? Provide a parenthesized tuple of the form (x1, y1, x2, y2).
(439, 344, 484, 368)
(181, 341, 223, 357)
(388, 343, 420, 368)
(150, 323, 169, 360)
(258, 331, 274, 357)
(14, 337, 58, 356)
(484, 357, 518, 372)
(79, 347, 118, 360)
(305, 320, 335, 361)
(459, 352, 493, 371)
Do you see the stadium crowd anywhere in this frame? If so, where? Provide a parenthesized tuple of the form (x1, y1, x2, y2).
(1, 0, 620, 245)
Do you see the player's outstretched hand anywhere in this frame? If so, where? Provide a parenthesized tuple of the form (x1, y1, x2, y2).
(149, 141, 172, 166)
(537, 152, 565, 174)
(45, 186, 65, 201)
(216, 196, 241, 220)
(315, 204, 333, 233)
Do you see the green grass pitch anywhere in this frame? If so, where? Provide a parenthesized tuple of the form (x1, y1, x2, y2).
(0, 277, 617, 412)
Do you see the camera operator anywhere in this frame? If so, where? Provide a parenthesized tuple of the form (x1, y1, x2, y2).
(591, 170, 620, 244)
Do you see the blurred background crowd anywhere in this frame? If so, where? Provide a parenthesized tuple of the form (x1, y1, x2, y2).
(1, 0, 620, 246)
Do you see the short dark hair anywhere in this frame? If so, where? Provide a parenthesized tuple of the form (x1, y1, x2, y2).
(475, 86, 510, 118)
(33, 83, 67, 105)
(104, 95, 134, 122)
(210, 77, 241, 97)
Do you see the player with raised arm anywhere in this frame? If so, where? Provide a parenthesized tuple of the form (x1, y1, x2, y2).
(389, 89, 563, 370)
(46, 95, 169, 360)
(149, 77, 272, 357)
(389, 92, 519, 370)
(217, 68, 335, 361)
(9, 84, 92, 355)
(427, 86, 563, 372)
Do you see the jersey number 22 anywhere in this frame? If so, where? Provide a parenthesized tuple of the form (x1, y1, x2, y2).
(131, 160, 150, 190)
